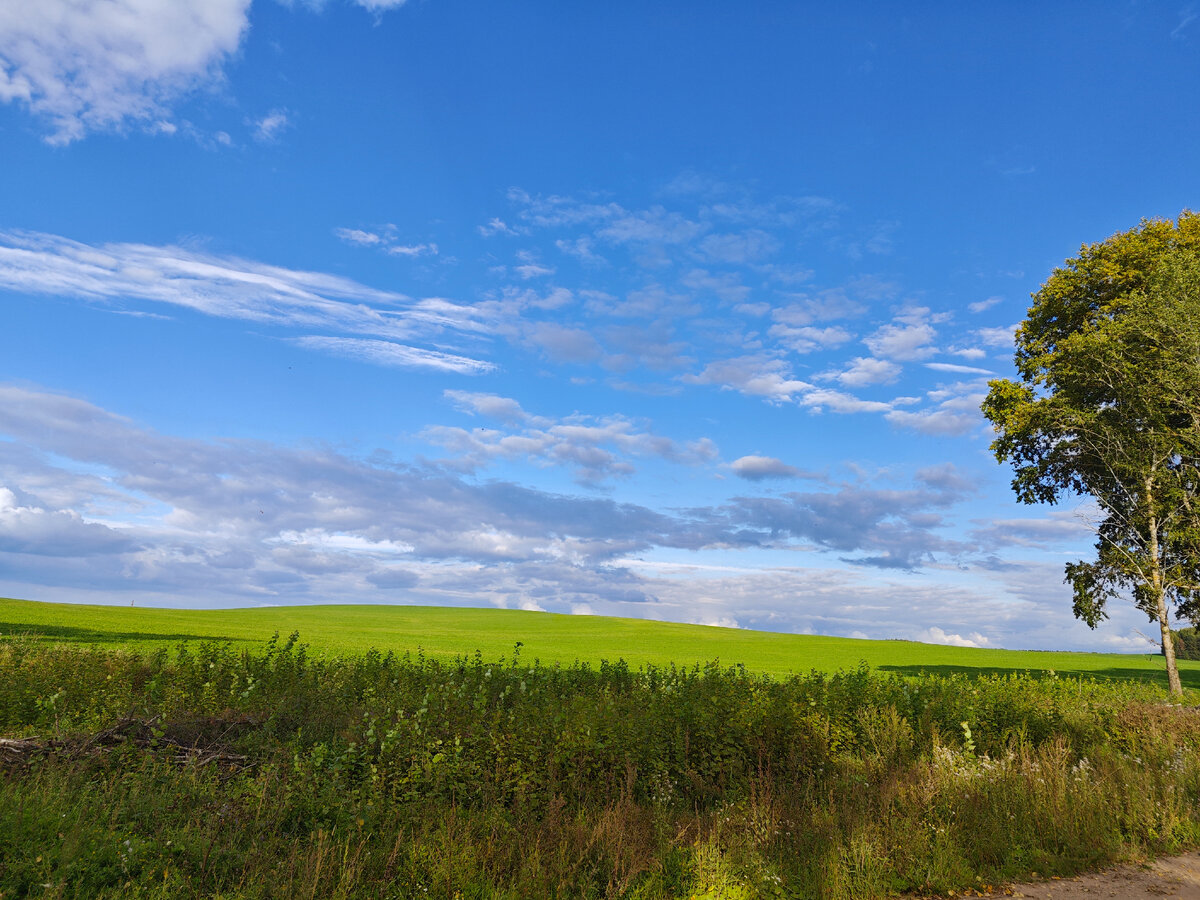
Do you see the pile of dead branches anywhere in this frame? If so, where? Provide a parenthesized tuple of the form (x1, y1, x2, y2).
(0, 715, 257, 774)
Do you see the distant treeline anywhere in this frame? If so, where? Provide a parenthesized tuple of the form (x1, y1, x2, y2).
(1170, 626, 1200, 660)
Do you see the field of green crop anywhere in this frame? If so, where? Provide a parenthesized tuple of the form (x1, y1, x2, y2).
(1, 596, 1196, 689)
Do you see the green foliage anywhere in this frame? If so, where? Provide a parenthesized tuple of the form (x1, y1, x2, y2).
(1169, 627, 1200, 661)
(982, 213, 1200, 693)
(1, 637, 1199, 898)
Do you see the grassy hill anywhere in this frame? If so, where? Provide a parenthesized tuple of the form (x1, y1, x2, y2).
(2, 596, 1195, 688)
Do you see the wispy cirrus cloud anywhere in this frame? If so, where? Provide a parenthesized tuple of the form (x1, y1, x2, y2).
(335, 225, 438, 258)
(251, 108, 291, 143)
(292, 337, 495, 375)
(0, 230, 493, 373)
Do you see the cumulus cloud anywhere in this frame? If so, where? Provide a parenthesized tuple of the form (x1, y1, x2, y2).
(768, 324, 853, 354)
(921, 626, 991, 648)
(824, 356, 901, 388)
(798, 389, 893, 415)
(444, 390, 534, 425)
(864, 321, 937, 361)
(0, 0, 251, 143)
(772, 291, 867, 326)
(0, 487, 135, 556)
(682, 355, 811, 403)
(976, 324, 1019, 349)
(885, 381, 988, 436)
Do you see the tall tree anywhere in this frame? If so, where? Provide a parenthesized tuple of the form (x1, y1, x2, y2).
(982, 213, 1200, 695)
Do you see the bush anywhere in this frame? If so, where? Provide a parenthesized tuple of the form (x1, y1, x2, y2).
(1, 636, 1197, 898)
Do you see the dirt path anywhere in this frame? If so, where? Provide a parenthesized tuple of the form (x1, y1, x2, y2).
(973, 851, 1200, 899)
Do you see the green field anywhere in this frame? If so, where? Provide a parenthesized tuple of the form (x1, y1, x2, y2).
(2, 596, 1196, 689)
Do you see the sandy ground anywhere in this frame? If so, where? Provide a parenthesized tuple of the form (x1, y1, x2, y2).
(965, 852, 1200, 899)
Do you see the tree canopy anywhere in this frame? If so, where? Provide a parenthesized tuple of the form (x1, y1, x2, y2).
(981, 212, 1200, 694)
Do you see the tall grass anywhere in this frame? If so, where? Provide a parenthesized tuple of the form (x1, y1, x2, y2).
(1, 635, 1198, 898)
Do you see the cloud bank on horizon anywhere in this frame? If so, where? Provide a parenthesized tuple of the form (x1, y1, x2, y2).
(0, 1, 1195, 653)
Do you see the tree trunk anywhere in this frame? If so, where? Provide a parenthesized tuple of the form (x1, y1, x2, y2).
(1147, 497, 1184, 696)
(1158, 603, 1183, 696)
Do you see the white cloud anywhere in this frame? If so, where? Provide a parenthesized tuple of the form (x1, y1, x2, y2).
(555, 237, 606, 265)
(251, 108, 290, 142)
(825, 356, 901, 388)
(976, 324, 1019, 349)
(597, 206, 707, 245)
(682, 356, 811, 403)
(924, 362, 994, 375)
(971, 509, 1095, 549)
(444, 390, 535, 425)
(922, 626, 991, 648)
(730, 456, 805, 481)
(864, 321, 937, 361)
(772, 291, 867, 325)
(336, 225, 438, 258)
(0, 229, 491, 362)
(681, 269, 751, 304)
(524, 322, 605, 364)
(768, 324, 853, 354)
(0, 486, 134, 556)
(799, 389, 893, 415)
(513, 250, 554, 279)
(885, 382, 988, 436)
(424, 395, 717, 485)
(291, 336, 495, 375)
(0, 0, 251, 144)
(335, 228, 387, 247)
(949, 347, 987, 361)
(968, 296, 1003, 314)
(388, 243, 437, 258)
(478, 217, 523, 238)
(354, 0, 410, 10)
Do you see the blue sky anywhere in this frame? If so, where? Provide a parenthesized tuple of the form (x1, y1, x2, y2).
(1, 2, 1198, 651)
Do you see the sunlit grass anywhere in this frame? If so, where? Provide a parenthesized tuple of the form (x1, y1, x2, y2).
(1, 596, 1196, 688)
